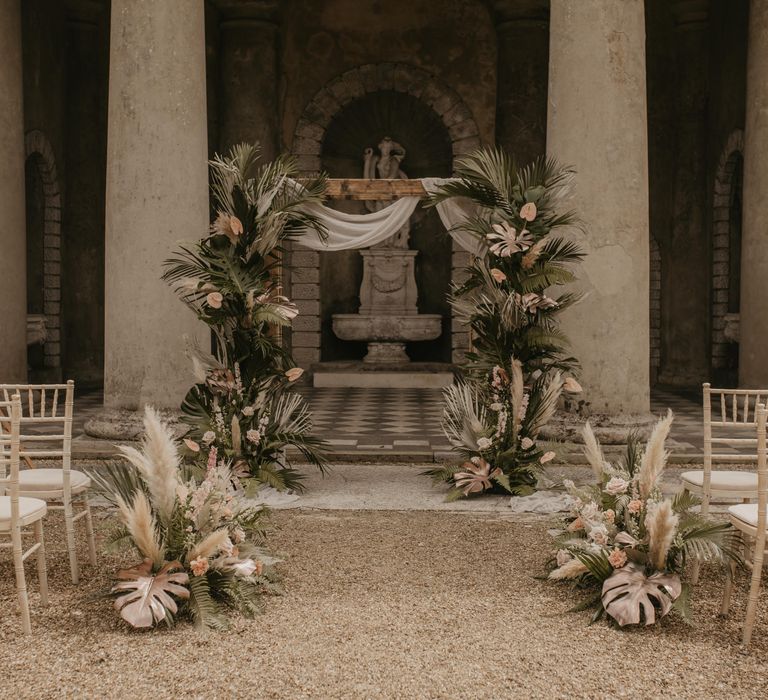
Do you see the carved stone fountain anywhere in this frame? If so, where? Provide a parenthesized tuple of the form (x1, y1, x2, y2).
(331, 137, 442, 363)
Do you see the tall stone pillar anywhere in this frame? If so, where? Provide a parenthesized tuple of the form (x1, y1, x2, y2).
(547, 0, 650, 415)
(660, 1, 710, 386)
(104, 1, 208, 409)
(217, 1, 280, 159)
(0, 1, 27, 383)
(493, 0, 549, 164)
(740, 0, 768, 387)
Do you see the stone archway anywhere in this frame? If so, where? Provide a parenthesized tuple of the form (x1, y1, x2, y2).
(711, 129, 744, 375)
(24, 129, 62, 376)
(289, 63, 482, 367)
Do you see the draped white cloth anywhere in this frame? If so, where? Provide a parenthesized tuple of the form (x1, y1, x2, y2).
(294, 177, 486, 256)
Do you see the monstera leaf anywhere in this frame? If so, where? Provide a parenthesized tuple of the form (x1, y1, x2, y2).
(112, 559, 190, 628)
(601, 563, 681, 626)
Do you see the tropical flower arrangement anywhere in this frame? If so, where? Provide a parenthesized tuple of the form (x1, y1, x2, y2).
(163, 143, 329, 492)
(91, 407, 276, 630)
(423, 149, 584, 499)
(548, 411, 742, 626)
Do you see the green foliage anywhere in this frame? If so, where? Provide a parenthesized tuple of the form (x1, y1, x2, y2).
(163, 143, 330, 491)
(426, 148, 583, 499)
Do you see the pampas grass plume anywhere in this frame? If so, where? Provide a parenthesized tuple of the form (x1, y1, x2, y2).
(117, 491, 163, 566)
(646, 499, 679, 571)
(548, 558, 588, 580)
(189, 528, 231, 561)
(582, 421, 606, 479)
(637, 409, 674, 499)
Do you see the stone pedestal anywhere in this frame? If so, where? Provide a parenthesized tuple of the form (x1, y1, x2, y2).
(740, 0, 768, 387)
(547, 0, 650, 415)
(0, 0, 28, 382)
(103, 0, 208, 409)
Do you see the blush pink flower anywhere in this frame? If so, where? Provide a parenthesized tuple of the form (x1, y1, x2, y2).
(490, 268, 507, 283)
(206, 292, 223, 309)
(183, 438, 200, 453)
(520, 437, 534, 450)
(605, 477, 629, 495)
(540, 451, 556, 464)
(604, 509, 616, 524)
(563, 377, 583, 393)
(285, 367, 304, 382)
(567, 516, 584, 532)
(608, 548, 627, 569)
(627, 499, 643, 514)
(190, 557, 209, 577)
(519, 202, 538, 222)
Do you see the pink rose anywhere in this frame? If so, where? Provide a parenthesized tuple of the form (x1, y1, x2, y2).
(190, 557, 209, 577)
(519, 202, 538, 222)
(520, 437, 534, 450)
(608, 548, 627, 569)
(627, 499, 643, 514)
(206, 292, 223, 309)
(604, 509, 615, 524)
(605, 477, 629, 495)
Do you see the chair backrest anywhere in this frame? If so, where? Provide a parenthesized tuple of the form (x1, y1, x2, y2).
(703, 383, 765, 465)
(0, 381, 74, 479)
(0, 395, 22, 524)
(755, 404, 767, 535)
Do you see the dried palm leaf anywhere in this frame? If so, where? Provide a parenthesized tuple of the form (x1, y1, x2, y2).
(112, 559, 189, 629)
(601, 563, 681, 626)
(452, 458, 500, 496)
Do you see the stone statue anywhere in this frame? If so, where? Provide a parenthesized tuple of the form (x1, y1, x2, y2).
(363, 137, 409, 249)
(331, 136, 441, 364)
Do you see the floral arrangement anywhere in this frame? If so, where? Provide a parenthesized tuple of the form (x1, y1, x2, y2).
(163, 143, 329, 492)
(91, 407, 276, 630)
(423, 149, 584, 498)
(549, 411, 742, 626)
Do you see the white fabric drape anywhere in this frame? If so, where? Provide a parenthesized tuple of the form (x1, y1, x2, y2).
(293, 177, 487, 256)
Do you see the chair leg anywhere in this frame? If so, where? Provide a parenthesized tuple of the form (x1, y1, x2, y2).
(34, 519, 49, 606)
(12, 526, 31, 635)
(63, 493, 79, 585)
(742, 542, 765, 647)
(721, 558, 737, 616)
(82, 497, 97, 567)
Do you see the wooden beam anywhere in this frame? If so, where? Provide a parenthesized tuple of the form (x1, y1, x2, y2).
(323, 178, 427, 201)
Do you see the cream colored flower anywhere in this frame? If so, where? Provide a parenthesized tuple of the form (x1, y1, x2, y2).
(519, 202, 538, 222)
(605, 476, 629, 495)
(608, 548, 627, 569)
(604, 509, 616, 524)
(206, 292, 223, 309)
(556, 549, 572, 566)
(202, 430, 216, 445)
(520, 437, 534, 450)
(490, 268, 507, 283)
(183, 438, 200, 453)
(246, 429, 262, 445)
(242, 406, 255, 417)
(540, 450, 556, 464)
(563, 377, 583, 393)
(588, 524, 609, 545)
(285, 367, 304, 382)
(477, 437, 493, 450)
(210, 211, 243, 244)
(190, 557, 209, 577)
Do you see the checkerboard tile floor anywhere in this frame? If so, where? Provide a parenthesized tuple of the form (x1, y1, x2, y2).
(64, 384, 753, 458)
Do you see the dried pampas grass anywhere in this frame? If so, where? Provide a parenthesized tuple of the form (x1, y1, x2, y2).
(117, 491, 164, 566)
(119, 406, 180, 525)
(582, 422, 606, 480)
(189, 528, 231, 561)
(646, 500, 679, 571)
(548, 558, 588, 580)
(637, 409, 674, 499)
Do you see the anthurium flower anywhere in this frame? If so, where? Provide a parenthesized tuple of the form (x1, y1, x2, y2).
(183, 438, 200, 453)
(490, 268, 507, 283)
(285, 367, 304, 382)
(210, 211, 243, 244)
(206, 291, 223, 309)
(519, 202, 538, 222)
(540, 450, 556, 464)
(563, 377, 582, 393)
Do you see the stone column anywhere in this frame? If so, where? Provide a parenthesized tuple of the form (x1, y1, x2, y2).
(493, 0, 549, 164)
(104, 1, 208, 409)
(0, 0, 27, 383)
(660, 1, 710, 386)
(547, 0, 650, 415)
(740, 0, 768, 386)
(217, 1, 280, 160)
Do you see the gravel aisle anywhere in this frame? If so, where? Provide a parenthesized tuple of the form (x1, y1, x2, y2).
(1, 509, 767, 699)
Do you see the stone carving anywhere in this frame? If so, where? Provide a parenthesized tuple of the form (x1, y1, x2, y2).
(332, 137, 441, 363)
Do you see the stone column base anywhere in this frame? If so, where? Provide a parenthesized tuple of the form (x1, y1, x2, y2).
(84, 408, 188, 442)
(364, 342, 409, 364)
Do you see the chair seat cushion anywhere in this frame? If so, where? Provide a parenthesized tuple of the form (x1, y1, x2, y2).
(0, 496, 47, 528)
(680, 470, 758, 492)
(729, 503, 767, 530)
(17, 468, 91, 494)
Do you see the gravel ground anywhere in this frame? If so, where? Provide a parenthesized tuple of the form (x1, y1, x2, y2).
(1, 508, 768, 699)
